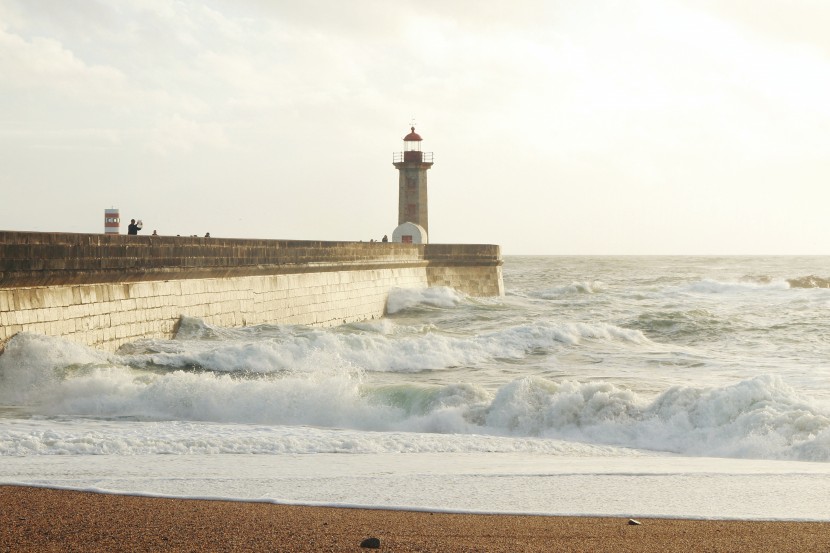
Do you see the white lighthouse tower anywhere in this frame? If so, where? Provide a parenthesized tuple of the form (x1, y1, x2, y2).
(392, 126, 433, 244)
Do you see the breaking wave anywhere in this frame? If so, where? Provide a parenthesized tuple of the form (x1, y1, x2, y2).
(386, 286, 466, 314)
(531, 281, 605, 299)
(1, 333, 827, 462)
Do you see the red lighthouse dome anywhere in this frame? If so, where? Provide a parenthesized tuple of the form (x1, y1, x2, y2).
(403, 127, 422, 142)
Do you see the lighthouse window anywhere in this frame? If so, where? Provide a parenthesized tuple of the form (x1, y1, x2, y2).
(406, 176, 416, 188)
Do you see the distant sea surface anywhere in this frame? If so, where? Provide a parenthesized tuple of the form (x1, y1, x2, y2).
(2, 256, 830, 520)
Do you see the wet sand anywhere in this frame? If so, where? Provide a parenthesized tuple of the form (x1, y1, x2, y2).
(1, 485, 829, 552)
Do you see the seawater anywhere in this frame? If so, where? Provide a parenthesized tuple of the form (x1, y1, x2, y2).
(2, 256, 830, 520)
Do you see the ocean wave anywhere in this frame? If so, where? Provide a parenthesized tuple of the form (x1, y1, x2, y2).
(386, 286, 466, 314)
(488, 321, 649, 350)
(2, 337, 826, 462)
(679, 279, 790, 294)
(628, 309, 730, 339)
(2, 316, 648, 379)
(530, 281, 605, 299)
(640, 375, 830, 461)
(484, 375, 830, 462)
(673, 276, 830, 296)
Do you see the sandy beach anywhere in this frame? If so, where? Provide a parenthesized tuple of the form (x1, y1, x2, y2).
(1, 485, 829, 552)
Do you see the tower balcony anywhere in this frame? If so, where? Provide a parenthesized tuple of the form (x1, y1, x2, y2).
(393, 151, 434, 164)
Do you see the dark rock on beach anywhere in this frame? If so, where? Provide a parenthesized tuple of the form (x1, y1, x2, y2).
(360, 536, 381, 548)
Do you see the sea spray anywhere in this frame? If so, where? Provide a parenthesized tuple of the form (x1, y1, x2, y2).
(118, 318, 654, 375)
(386, 286, 466, 314)
(2, 329, 829, 461)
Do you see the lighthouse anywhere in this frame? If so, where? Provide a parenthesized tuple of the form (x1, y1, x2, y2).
(104, 208, 120, 234)
(392, 126, 433, 243)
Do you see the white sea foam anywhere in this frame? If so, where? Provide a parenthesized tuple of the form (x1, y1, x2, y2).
(386, 286, 466, 314)
(532, 280, 605, 298)
(0, 418, 635, 457)
(2, 330, 828, 462)
(680, 278, 790, 294)
(481, 375, 830, 462)
(0, 333, 114, 404)
(116, 318, 652, 374)
(4, 453, 830, 520)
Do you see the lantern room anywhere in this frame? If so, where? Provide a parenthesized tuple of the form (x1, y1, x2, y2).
(403, 127, 423, 162)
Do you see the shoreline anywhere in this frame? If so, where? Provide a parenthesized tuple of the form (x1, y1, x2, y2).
(2, 485, 830, 552)
(6, 481, 830, 524)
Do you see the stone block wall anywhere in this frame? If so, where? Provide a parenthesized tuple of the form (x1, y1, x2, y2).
(423, 243, 505, 296)
(0, 267, 429, 351)
(0, 231, 502, 352)
(426, 265, 504, 297)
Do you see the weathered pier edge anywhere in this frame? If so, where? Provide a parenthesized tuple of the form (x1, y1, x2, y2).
(0, 231, 503, 353)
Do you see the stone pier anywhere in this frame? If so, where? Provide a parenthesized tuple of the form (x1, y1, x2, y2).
(0, 232, 503, 352)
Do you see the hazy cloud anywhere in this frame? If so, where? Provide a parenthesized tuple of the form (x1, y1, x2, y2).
(1, 0, 829, 253)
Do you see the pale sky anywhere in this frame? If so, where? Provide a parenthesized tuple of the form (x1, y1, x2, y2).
(1, 0, 829, 255)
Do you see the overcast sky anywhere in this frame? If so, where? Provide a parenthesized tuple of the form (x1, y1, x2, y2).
(1, 0, 829, 255)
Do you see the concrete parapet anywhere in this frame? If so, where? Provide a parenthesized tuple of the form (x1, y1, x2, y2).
(423, 243, 502, 264)
(0, 232, 427, 287)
